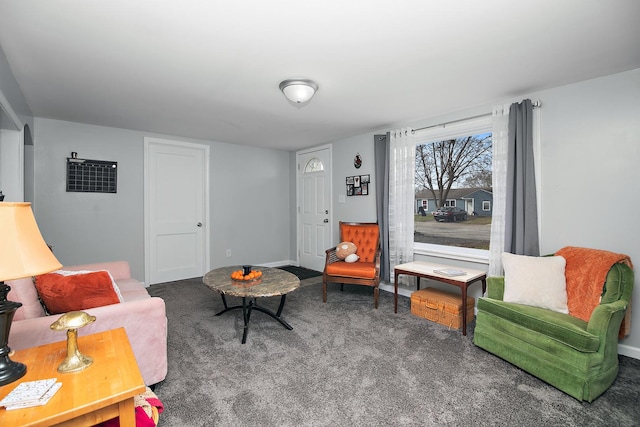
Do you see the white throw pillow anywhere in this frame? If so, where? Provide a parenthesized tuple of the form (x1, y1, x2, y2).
(344, 254, 359, 263)
(502, 252, 568, 314)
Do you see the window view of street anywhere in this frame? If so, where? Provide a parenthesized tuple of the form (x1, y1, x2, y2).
(414, 214, 491, 249)
(414, 130, 492, 250)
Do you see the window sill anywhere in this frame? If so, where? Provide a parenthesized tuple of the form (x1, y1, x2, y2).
(413, 242, 489, 265)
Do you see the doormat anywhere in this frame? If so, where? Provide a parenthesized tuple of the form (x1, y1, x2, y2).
(276, 266, 322, 281)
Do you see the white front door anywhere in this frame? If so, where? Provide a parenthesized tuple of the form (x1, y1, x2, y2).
(465, 199, 474, 215)
(297, 146, 332, 272)
(144, 138, 210, 284)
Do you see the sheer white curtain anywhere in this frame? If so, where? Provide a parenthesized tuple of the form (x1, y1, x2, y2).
(488, 105, 510, 276)
(389, 128, 415, 281)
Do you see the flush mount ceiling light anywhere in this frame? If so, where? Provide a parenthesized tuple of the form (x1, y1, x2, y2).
(279, 79, 319, 105)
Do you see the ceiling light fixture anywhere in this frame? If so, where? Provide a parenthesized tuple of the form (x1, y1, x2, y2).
(279, 79, 318, 105)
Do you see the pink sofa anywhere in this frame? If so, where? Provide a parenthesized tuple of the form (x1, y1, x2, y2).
(7, 261, 167, 386)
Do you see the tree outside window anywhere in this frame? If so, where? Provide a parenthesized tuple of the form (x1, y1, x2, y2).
(414, 132, 492, 250)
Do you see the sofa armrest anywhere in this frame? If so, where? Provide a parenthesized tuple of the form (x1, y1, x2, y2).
(587, 299, 629, 338)
(64, 261, 132, 281)
(9, 297, 167, 386)
(486, 276, 505, 300)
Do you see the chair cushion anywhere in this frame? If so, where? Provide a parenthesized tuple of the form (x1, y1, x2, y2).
(340, 223, 379, 263)
(326, 261, 377, 279)
(477, 297, 600, 353)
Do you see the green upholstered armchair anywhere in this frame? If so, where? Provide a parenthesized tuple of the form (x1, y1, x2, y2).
(474, 261, 634, 402)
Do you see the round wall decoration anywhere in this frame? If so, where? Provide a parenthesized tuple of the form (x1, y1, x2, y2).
(354, 153, 362, 169)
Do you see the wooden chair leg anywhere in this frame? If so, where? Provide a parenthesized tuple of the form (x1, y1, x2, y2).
(322, 280, 327, 303)
(374, 287, 379, 309)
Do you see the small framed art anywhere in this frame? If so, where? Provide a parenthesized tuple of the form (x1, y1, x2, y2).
(346, 174, 370, 196)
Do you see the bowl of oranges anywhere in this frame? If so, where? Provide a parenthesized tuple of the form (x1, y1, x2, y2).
(230, 267, 263, 283)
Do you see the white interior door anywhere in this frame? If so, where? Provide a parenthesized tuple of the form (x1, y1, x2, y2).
(297, 146, 332, 272)
(145, 138, 210, 284)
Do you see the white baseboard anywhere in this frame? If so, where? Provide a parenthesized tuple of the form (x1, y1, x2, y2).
(379, 282, 412, 298)
(618, 343, 640, 360)
(257, 260, 298, 268)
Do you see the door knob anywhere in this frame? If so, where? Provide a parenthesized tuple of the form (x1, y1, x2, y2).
(324, 219, 329, 223)
(325, 210, 329, 214)
(197, 222, 202, 227)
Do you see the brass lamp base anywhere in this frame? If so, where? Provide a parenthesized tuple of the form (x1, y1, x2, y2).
(57, 328, 93, 373)
(50, 311, 96, 374)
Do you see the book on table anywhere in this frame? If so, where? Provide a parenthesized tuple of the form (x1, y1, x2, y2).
(433, 268, 467, 277)
(0, 378, 62, 410)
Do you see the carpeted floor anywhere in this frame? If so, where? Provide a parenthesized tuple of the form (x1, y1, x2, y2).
(149, 278, 640, 426)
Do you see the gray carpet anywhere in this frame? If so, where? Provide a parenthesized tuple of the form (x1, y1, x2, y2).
(149, 278, 640, 426)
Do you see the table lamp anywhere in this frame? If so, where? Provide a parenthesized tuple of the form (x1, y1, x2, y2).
(0, 202, 62, 386)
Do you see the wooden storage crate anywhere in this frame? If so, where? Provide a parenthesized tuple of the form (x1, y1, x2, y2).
(411, 287, 474, 329)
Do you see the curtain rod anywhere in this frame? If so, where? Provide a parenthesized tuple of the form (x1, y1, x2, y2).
(412, 100, 541, 133)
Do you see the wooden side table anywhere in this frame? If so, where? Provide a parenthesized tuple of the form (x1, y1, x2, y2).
(0, 328, 145, 427)
(394, 261, 487, 336)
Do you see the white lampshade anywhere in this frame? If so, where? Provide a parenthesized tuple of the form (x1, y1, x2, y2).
(279, 79, 318, 104)
(0, 202, 62, 281)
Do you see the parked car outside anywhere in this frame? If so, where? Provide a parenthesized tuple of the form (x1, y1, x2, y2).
(433, 207, 468, 222)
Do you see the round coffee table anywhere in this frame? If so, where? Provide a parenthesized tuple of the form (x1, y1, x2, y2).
(202, 266, 300, 344)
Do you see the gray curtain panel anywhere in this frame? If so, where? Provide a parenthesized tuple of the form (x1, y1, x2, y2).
(374, 133, 391, 281)
(505, 99, 540, 256)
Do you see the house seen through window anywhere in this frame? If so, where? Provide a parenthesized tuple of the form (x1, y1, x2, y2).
(414, 116, 492, 251)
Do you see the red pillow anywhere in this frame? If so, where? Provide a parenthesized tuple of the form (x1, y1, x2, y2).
(35, 271, 122, 315)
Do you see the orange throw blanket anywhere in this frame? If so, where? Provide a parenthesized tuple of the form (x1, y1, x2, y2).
(556, 246, 633, 322)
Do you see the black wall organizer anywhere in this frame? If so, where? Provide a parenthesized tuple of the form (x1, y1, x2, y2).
(66, 157, 118, 193)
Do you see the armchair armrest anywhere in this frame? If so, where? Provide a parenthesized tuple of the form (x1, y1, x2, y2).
(587, 299, 630, 368)
(324, 246, 340, 267)
(587, 299, 629, 338)
(486, 276, 505, 300)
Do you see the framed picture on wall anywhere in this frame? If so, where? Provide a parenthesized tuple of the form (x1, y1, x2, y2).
(346, 175, 371, 196)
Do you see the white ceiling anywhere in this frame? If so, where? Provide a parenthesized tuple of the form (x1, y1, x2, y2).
(1, 1, 639, 151)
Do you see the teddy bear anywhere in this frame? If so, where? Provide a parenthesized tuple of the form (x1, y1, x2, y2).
(336, 242, 359, 263)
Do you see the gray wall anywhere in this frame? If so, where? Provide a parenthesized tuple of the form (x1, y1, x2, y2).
(329, 133, 377, 243)
(0, 44, 32, 199)
(323, 68, 640, 357)
(32, 118, 292, 280)
(0, 45, 32, 130)
(534, 69, 640, 356)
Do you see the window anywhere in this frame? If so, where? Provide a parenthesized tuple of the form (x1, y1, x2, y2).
(304, 158, 324, 173)
(414, 116, 492, 252)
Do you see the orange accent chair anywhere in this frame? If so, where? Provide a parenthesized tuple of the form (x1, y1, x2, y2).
(323, 222, 381, 308)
